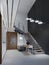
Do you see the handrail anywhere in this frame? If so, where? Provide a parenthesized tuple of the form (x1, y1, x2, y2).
(24, 32, 45, 54)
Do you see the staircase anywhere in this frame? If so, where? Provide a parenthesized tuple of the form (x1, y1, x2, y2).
(24, 32, 45, 54)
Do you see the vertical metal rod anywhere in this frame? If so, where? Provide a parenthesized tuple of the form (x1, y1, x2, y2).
(10, 0, 14, 27)
(13, 0, 20, 27)
(6, 0, 9, 27)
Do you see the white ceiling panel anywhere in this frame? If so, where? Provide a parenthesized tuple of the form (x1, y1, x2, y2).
(0, 0, 36, 28)
(18, 0, 36, 14)
(8, 0, 12, 27)
(12, 0, 19, 27)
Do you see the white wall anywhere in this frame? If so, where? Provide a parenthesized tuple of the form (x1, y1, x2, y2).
(17, 33, 27, 46)
(2, 20, 6, 59)
(2, 20, 6, 43)
(7, 13, 28, 33)
(0, 2, 6, 59)
(15, 13, 28, 46)
(15, 13, 28, 33)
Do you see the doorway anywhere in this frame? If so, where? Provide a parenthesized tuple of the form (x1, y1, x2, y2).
(6, 32, 17, 50)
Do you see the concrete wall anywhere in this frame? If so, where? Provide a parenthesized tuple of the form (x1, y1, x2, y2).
(28, 0, 49, 55)
(14, 13, 28, 46)
(2, 20, 6, 43)
(17, 33, 26, 46)
(15, 14, 28, 33)
(28, 21, 49, 55)
(2, 20, 6, 59)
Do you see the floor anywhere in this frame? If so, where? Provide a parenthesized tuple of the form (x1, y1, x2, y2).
(1, 50, 49, 65)
(2, 43, 6, 59)
(1, 34, 49, 65)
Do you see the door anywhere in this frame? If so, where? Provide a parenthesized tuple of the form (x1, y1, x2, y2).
(6, 32, 17, 50)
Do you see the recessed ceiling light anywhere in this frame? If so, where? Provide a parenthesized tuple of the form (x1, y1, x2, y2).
(38, 21, 43, 24)
(30, 19, 34, 22)
(35, 20, 39, 23)
(26, 18, 31, 20)
(20, 37, 23, 40)
(26, 18, 29, 20)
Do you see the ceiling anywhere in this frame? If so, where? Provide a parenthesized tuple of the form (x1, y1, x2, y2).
(0, 0, 36, 28)
(28, 0, 49, 24)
